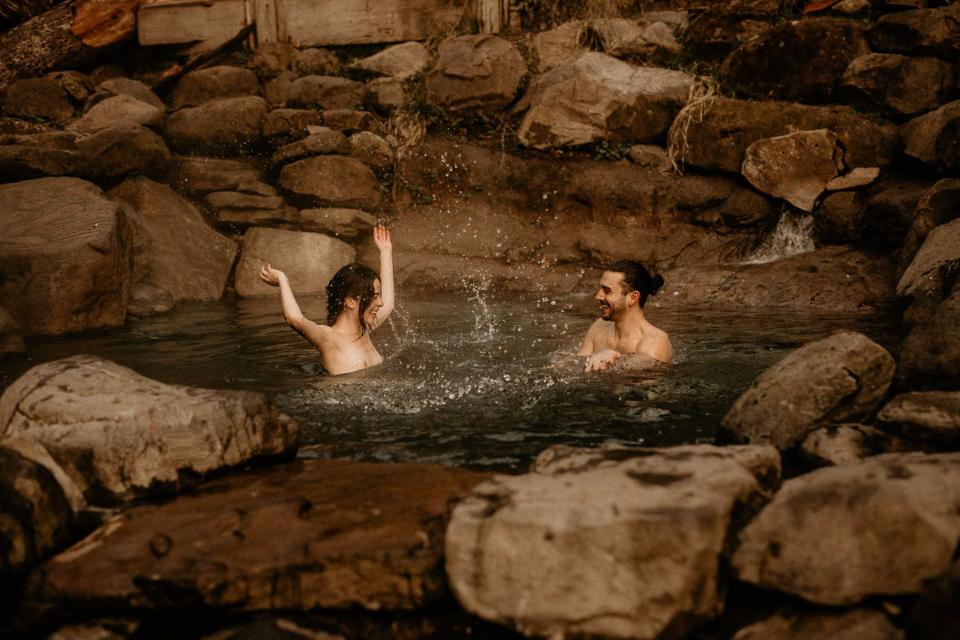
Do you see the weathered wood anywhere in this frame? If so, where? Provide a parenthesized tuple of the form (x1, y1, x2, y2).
(285, 0, 464, 46)
(252, 0, 279, 44)
(150, 22, 255, 91)
(473, 0, 510, 33)
(138, 0, 246, 46)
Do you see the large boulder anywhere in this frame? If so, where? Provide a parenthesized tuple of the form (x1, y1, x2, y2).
(900, 179, 960, 273)
(719, 18, 869, 103)
(878, 392, 960, 450)
(349, 131, 393, 174)
(262, 108, 326, 146)
(731, 452, 960, 605)
(868, 4, 960, 57)
(171, 156, 263, 196)
(297, 208, 377, 239)
(278, 155, 382, 209)
(815, 190, 866, 245)
(0, 178, 131, 335)
(425, 35, 526, 113)
(349, 41, 430, 79)
(97, 78, 165, 110)
(0, 141, 84, 182)
(681, 97, 899, 174)
(74, 122, 173, 183)
(897, 218, 960, 302)
(109, 178, 237, 303)
(532, 20, 584, 71)
(839, 53, 955, 117)
(901, 100, 960, 171)
(22, 459, 487, 616)
(170, 65, 260, 108)
(164, 96, 268, 156)
(800, 424, 914, 468)
(1, 77, 76, 123)
(517, 52, 693, 149)
(233, 228, 355, 297)
(286, 76, 366, 110)
(733, 608, 904, 640)
(899, 290, 960, 391)
(721, 331, 896, 449)
(446, 444, 780, 640)
(293, 47, 342, 76)
(681, 2, 778, 60)
(741, 129, 843, 212)
(0, 355, 299, 505)
(857, 178, 933, 251)
(67, 95, 164, 134)
(907, 559, 960, 640)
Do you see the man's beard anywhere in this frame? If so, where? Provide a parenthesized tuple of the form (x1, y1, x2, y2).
(598, 303, 614, 320)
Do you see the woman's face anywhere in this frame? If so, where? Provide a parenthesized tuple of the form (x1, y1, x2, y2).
(362, 278, 383, 327)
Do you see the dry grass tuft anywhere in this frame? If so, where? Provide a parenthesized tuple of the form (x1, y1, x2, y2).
(665, 76, 718, 175)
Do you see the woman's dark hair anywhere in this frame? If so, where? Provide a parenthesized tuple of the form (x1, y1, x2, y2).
(326, 263, 379, 335)
(608, 260, 663, 307)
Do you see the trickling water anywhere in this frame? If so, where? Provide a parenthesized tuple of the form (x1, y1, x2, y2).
(743, 210, 817, 265)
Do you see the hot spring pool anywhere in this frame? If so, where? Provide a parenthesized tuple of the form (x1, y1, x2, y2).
(0, 290, 900, 472)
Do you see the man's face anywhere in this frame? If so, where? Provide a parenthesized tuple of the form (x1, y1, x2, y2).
(362, 278, 384, 327)
(594, 271, 634, 320)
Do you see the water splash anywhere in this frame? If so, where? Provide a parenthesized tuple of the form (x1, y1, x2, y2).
(743, 210, 816, 265)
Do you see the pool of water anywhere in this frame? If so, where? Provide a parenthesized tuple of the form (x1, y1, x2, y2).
(0, 290, 901, 472)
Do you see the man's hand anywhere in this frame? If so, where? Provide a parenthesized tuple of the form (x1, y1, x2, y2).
(374, 224, 392, 252)
(585, 348, 621, 372)
(259, 263, 286, 287)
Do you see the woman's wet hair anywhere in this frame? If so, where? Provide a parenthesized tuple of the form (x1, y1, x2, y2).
(608, 260, 664, 307)
(326, 263, 379, 335)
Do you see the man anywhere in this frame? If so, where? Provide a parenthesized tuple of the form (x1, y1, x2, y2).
(577, 260, 672, 372)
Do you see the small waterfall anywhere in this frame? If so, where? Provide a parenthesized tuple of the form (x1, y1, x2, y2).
(742, 210, 816, 265)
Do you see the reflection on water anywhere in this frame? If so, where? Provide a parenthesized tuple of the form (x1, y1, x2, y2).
(0, 291, 900, 472)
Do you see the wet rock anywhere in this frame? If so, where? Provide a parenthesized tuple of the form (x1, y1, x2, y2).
(287, 76, 366, 111)
(800, 424, 915, 467)
(349, 131, 393, 174)
(293, 48, 342, 76)
(517, 52, 694, 149)
(278, 155, 382, 210)
(171, 65, 260, 108)
(126, 282, 175, 317)
(366, 77, 408, 112)
(878, 392, 960, 450)
(907, 559, 960, 640)
(897, 218, 960, 302)
(0, 354, 299, 505)
(0, 446, 72, 578)
(731, 452, 960, 605)
(0, 307, 25, 353)
(165, 96, 268, 156)
(900, 179, 960, 272)
(248, 42, 298, 79)
(271, 128, 350, 167)
(899, 290, 960, 390)
(426, 35, 526, 113)
(532, 20, 583, 72)
(826, 167, 880, 191)
(350, 42, 429, 79)
(901, 100, 960, 171)
(859, 178, 932, 250)
(97, 78, 165, 110)
(733, 608, 904, 640)
(67, 95, 164, 134)
(171, 156, 263, 196)
(446, 444, 780, 640)
(234, 228, 355, 297)
(205, 190, 291, 227)
(721, 331, 895, 449)
(75, 122, 172, 183)
(321, 109, 382, 135)
(868, 4, 960, 57)
(719, 18, 868, 103)
(741, 129, 843, 212)
(262, 108, 326, 146)
(839, 53, 954, 117)
(297, 208, 377, 239)
(1, 77, 76, 123)
(719, 188, 775, 227)
(681, 97, 899, 174)
(111, 177, 237, 302)
(23, 459, 486, 619)
(0, 177, 131, 335)
(682, 1, 778, 60)
(815, 191, 866, 244)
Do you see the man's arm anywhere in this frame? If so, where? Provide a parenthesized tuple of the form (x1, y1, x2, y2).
(576, 319, 604, 356)
(372, 224, 394, 330)
(639, 336, 672, 364)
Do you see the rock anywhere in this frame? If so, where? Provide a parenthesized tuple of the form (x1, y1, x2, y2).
(733, 608, 904, 640)
(900, 179, 960, 272)
(171, 156, 263, 196)
(98, 78, 165, 110)
(170, 65, 260, 108)
(0, 177, 131, 335)
(835, 0, 870, 13)
(46, 619, 140, 640)
(320, 109, 382, 134)
(532, 20, 584, 72)
(287, 76, 366, 110)
(575, 17, 683, 65)
(719, 18, 869, 103)
(248, 41, 298, 79)
(350, 42, 430, 79)
(206, 191, 284, 212)
(901, 100, 960, 171)
(0, 307, 25, 353)
(517, 52, 694, 149)
(293, 48, 342, 76)
(349, 131, 393, 174)
(297, 208, 377, 239)
(719, 188, 775, 227)
(741, 129, 843, 212)
(2, 434, 87, 514)
(800, 424, 915, 467)
(425, 35, 526, 113)
(67, 95, 163, 134)
(205, 190, 291, 227)
(0, 117, 50, 135)
(0, 354, 299, 505)
(681, 97, 899, 174)
(627, 143, 668, 168)
(0, 446, 72, 578)
(234, 228, 355, 297)
(839, 53, 954, 116)
(278, 155, 382, 210)
(897, 218, 960, 301)
(46, 71, 94, 104)
(868, 5, 960, 57)
(237, 181, 276, 196)
(164, 96, 268, 156)
(731, 452, 960, 605)
(366, 77, 408, 112)
(22, 459, 486, 620)
(262, 108, 326, 146)
(721, 331, 895, 449)
(682, 2, 778, 60)
(899, 290, 960, 391)
(907, 559, 960, 640)
(859, 178, 932, 251)
(446, 444, 780, 640)
(1, 77, 76, 123)
(110, 178, 237, 303)
(878, 392, 960, 450)
(0, 143, 84, 183)
(826, 167, 880, 191)
(126, 282, 175, 317)
(271, 127, 349, 168)
(74, 122, 172, 183)
(264, 69, 297, 106)
(86, 65, 126, 86)
(815, 190, 866, 245)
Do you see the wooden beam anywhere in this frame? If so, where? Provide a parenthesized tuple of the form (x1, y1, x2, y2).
(284, 0, 464, 46)
(473, 0, 510, 33)
(137, 0, 246, 46)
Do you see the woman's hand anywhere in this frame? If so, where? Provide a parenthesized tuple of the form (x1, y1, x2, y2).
(585, 348, 621, 372)
(259, 263, 285, 287)
(373, 224, 392, 252)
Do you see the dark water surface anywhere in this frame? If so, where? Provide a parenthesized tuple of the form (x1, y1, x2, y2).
(0, 291, 901, 472)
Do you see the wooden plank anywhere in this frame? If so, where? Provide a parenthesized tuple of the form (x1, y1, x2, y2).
(72, 0, 145, 47)
(473, 0, 509, 33)
(284, 0, 464, 46)
(138, 0, 246, 45)
(252, 0, 279, 43)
